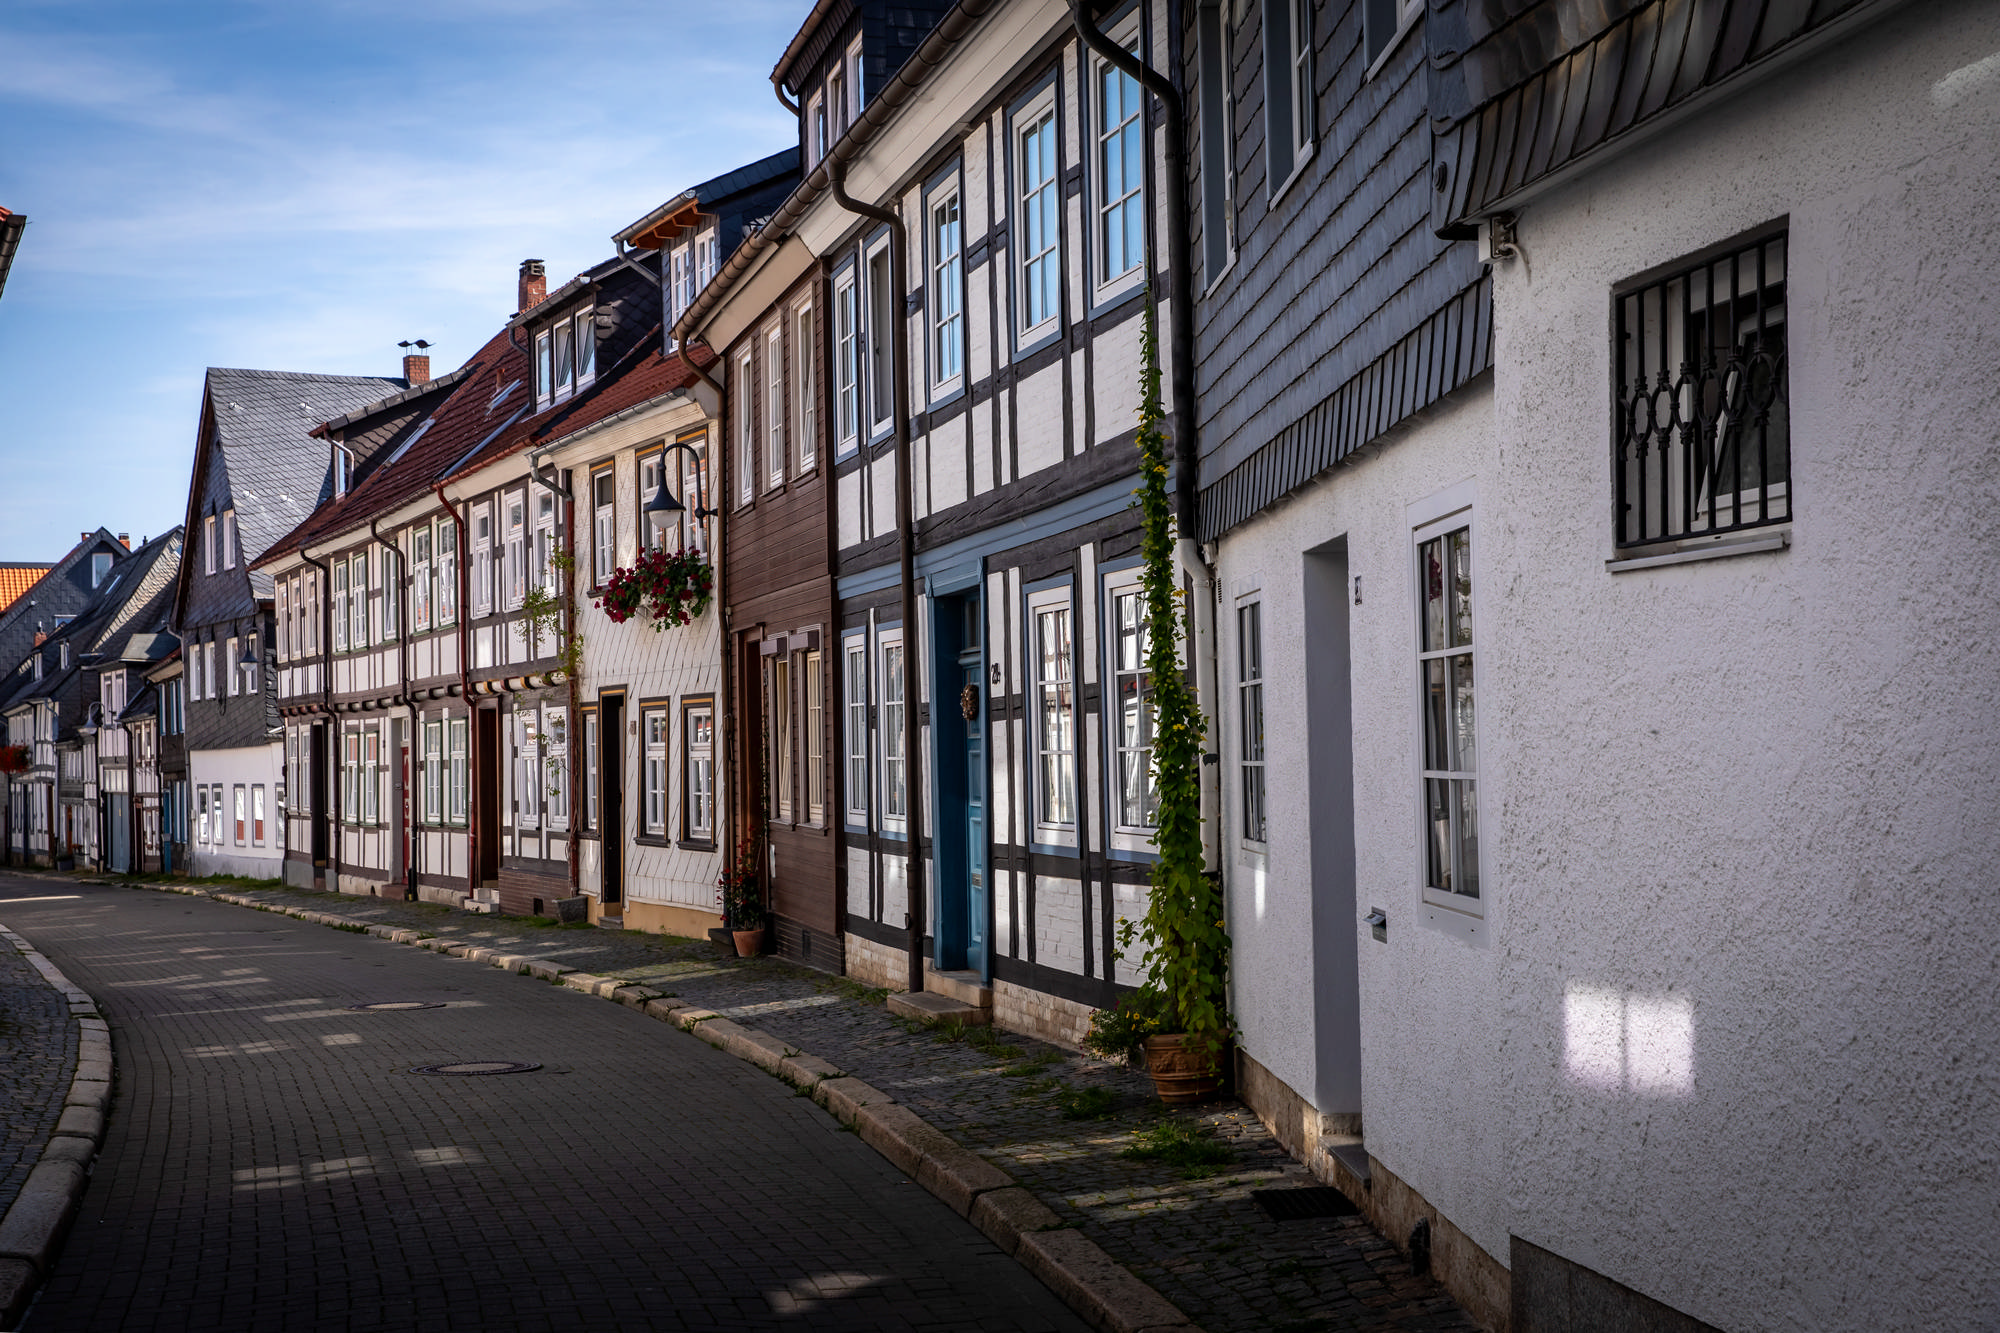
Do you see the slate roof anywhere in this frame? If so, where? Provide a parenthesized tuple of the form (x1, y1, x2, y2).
(204, 368, 405, 591)
(0, 530, 182, 728)
(0, 565, 52, 613)
(615, 149, 804, 249)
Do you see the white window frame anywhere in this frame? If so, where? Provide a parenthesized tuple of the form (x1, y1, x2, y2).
(504, 492, 527, 609)
(1236, 597, 1266, 846)
(1364, 0, 1425, 78)
(637, 447, 666, 555)
(241, 633, 259, 697)
(532, 491, 556, 597)
(221, 509, 237, 570)
(361, 727, 380, 826)
(225, 636, 240, 696)
(1408, 480, 1484, 937)
(1197, 0, 1238, 287)
(471, 503, 493, 617)
(277, 581, 291, 661)
(516, 709, 541, 830)
(1264, 0, 1315, 199)
(1092, 33, 1147, 295)
(808, 93, 827, 167)
(833, 271, 860, 453)
(447, 717, 468, 827)
(1015, 90, 1063, 343)
(582, 705, 599, 832)
(878, 628, 906, 836)
(642, 707, 668, 836)
(865, 239, 896, 439)
(332, 564, 349, 652)
(684, 699, 715, 844)
(592, 467, 616, 586)
(412, 526, 433, 631)
(928, 182, 964, 394)
(1102, 567, 1157, 847)
(843, 633, 869, 826)
(380, 547, 399, 639)
(435, 518, 458, 626)
(771, 654, 794, 824)
(203, 515, 216, 575)
(535, 329, 554, 406)
(736, 348, 756, 507)
(766, 326, 787, 490)
(804, 648, 825, 826)
(544, 706, 568, 832)
(349, 552, 368, 650)
(794, 301, 818, 471)
(422, 719, 443, 825)
(1027, 584, 1078, 847)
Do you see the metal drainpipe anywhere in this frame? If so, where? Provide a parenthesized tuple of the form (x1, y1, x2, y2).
(369, 517, 420, 901)
(299, 544, 341, 887)
(826, 159, 926, 996)
(1070, 0, 1223, 872)
(430, 482, 477, 902)
(528, 449, 581, 896)
(680, 338, 738, 916)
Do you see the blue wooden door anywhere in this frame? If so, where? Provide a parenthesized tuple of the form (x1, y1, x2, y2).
(963, 661, 987, 977)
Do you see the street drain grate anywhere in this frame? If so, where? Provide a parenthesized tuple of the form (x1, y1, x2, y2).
(348, 1001, 447, 1012)
(408, 1060, 541, 1076)
(1249, 1187, 1359, 1222)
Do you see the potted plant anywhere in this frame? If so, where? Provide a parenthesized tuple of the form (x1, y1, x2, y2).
(719, 864, 765, 958)
(1086, 303, 1231, 1104)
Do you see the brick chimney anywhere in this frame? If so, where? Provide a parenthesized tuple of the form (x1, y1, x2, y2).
(117, 533, 130, 549)
(518, 259, 547, 314)
(402, 352, 431, 384)
(33, 629, 45, 647)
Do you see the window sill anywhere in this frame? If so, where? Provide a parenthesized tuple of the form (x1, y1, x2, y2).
(634, 833, 671, 848)
(676, 838, 717, 852)
(1364, 7, 1423, 83)
(1606, 529, 1789, 572)
(1268, 145, 1317, 211)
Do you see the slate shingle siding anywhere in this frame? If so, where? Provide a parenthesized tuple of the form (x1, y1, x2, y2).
(1186, 0, 1488, 538)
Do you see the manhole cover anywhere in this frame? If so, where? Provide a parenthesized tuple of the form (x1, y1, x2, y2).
(348, 1001, 447, 1011)
(408, 1060, 541, 1076)
(1249, 1187, 1358, 1221)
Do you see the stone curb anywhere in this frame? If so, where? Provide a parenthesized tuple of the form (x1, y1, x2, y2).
(111, 879, 1203, 1333)
(0, 922, 111, 1331)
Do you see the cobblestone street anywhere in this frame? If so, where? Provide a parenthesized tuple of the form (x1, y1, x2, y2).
(11, 876, 1477, 1333)
(0, 910, 75, 1225)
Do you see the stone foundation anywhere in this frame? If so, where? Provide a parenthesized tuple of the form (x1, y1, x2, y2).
(843, 933, 909, 991)
(991, 981, 1096, 1050)
(602, 896, 721, 941)
(1234, 1048, 1511, 1333)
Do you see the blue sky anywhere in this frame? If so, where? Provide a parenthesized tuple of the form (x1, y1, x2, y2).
(0, 0, 800, 559)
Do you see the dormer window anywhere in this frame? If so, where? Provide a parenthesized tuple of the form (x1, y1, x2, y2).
(333, 447, 353, 498)
(91, 552, 112, 587)
(534, 307, 596, 407)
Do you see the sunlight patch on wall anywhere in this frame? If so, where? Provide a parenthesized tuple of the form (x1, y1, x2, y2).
(1564, 983, 1694, 1097)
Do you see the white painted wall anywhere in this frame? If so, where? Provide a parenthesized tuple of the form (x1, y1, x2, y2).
(1220, 5, 2000, 1328)
(189, 742, 285, 878)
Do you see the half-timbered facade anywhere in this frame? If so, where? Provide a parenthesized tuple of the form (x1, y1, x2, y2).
(686, 0, 1188, 1045)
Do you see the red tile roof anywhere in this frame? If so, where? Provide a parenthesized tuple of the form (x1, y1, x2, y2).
(0, 565, 50, 613)
(255, 321, 709, 567)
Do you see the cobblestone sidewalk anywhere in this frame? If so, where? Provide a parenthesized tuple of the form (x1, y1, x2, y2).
(0, 925, 77, 1224)
(111, 878, 1478, 1333)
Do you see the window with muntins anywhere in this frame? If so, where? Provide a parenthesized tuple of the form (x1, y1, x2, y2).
(834, 276, 860, 449)
(684, 700, 714, 843)
(1031, 593, 1077, 837)
(412, 527, 432, 630)
(767, 327, 786, 489)
(737, 349, 756, 506)
(380, 551, 399, 639)
(1238, 601, 1265, 843)
(1095, 50, 1145, 286)
(1108, 583, 1156, 831)
(844, 638, 868, 823)
(1018, 104, 1061, 336)
(1615, 230, 1789, 549)
(472, 505, 493, 616)
(436, 520, 457, 624)
(349, 553, 367, 649)
(222, 509, 237, 569)
(1417, 520, 1478, 908)
(930, 188, 964, 387)
(447, 718, 468, 826)
(867, 246, 894, 435)
(516, 711, 541, 830)
(804, 649, 825, 825)
(582, 707, 599, 832)
(1197, 0, 1236, 281)
(593, 470, 615, 585)
(642, 708, 667, 836)
(504, 494, 526, 607)
(795, 303, 817, 470)
(771, 656, 794, 824)
(880, 635, 906, 830)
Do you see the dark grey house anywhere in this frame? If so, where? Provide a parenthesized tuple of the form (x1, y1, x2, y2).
(0, 530, 137, 683)
(172, 367, 404, 877)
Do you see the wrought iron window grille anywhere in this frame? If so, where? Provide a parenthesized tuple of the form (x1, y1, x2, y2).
(1614, 230, 1790, 550)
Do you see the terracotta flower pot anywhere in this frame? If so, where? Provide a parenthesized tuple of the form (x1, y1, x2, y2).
(1141, 1033, 1226, 1106)
(731, 928, 766, 958)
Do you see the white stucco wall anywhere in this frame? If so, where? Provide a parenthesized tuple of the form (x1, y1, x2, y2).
(189, 742, 285, 878)
(1482, 6, 2000, 1328)
(1216, 383, 1507, 1262)
(1219, 7, 2000, 1327)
